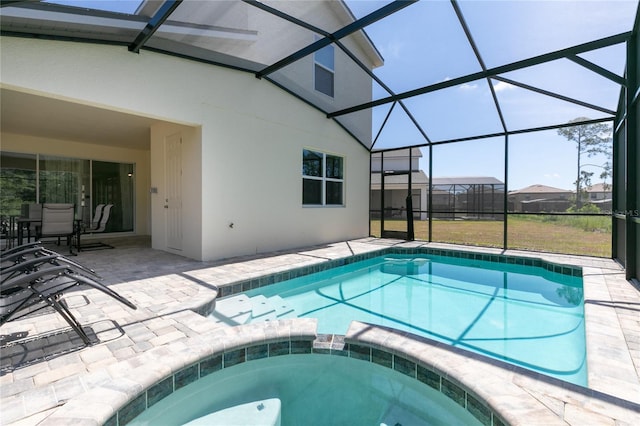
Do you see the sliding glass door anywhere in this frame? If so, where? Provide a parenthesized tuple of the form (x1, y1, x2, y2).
(0, 151, 135, 233)
(39, 155, 90, 219)
(0, 152, 37, 217)
(92, 161, 134, 232)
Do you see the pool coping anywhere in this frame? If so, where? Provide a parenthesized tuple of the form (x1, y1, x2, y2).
(36, 318, 640, 426)
(215, 245, 583, 300)
(1, 238, 639, 425)
(53, 245, 640, 425)
(32, 319, 545, 426)
(211, 243, 638, 402)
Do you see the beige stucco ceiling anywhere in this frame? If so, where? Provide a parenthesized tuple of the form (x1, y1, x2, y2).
(1, 88, 158, 151)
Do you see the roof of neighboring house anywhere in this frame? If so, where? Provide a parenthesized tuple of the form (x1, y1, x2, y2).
(521, 198, 571, 204)
(370, 170, 428, 186)
(591, 198, 613, 204)
(509, 184, 572, 194)
(587, 183, 612, 192)
(372, 148, 423, 159)
(370, 174, 504, 186)
(431, 177, 504, 186)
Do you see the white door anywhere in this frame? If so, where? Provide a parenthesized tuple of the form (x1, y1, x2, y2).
(165, 133, 182, 250)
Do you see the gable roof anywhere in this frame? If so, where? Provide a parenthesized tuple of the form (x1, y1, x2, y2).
(509, 184, 572, 194)
(372, 148, 423, 160)
(587, 183, 612, 192)
(370, 170, 428, 186)
(431, 177, 504, 186)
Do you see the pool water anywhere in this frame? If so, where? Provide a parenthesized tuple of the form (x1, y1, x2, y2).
(129, 354, 482, 425)
(241, 254, 587, 385)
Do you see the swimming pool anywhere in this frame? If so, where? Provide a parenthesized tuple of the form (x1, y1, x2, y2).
(213, 253, 586, 385)
(129, 354, 483, 425)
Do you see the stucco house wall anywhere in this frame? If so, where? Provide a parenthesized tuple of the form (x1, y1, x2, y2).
(1, 34, 371, 261)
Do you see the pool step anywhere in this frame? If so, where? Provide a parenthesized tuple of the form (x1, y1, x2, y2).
(210, 294, 297, 327)
(249, 295, 297, 322)
(264, 295, 297, 320)
(251, 295, 276, 319)
(272, 295, 296, 318)
(209, 294, 252, 326)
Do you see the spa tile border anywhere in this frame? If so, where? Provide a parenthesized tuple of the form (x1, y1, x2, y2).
(216, 246, 582, 300)
(94, 321, 316, 426)
(108, 333, 505, 426)
(313, 333, 507, 426)
(108, 340, 315, 425)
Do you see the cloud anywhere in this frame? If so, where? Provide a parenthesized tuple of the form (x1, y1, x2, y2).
(460, 83, 478, 91)
(493, 81, 515, 92)
(380, 40, 404, 59)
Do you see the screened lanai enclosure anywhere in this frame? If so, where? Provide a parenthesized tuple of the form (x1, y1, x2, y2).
(0, 0, 639, 281)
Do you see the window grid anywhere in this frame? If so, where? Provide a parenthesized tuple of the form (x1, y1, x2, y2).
(303, 150, 343, 206)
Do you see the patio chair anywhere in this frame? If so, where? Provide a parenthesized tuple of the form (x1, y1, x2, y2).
(83, 204, 111, 234)
(81, 204, 114, 251)
(1, 250, 136, 345)
(37, 203, 77, 255)
(1, 215, 10, 250)
(19, 203, 42, 244)
(88, 204, 105, 230)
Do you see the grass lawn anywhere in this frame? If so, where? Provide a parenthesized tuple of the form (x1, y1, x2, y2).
(371, 215, 611, 258)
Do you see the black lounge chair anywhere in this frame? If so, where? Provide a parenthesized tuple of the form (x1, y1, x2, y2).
(1, 242, 98, 280)
(1, 244, 136, 346)
(1, 241, 45, 259)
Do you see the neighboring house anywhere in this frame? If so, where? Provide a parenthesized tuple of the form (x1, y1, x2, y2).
(586, 183, 612, 200)
(0, 1, 382, 261)
(370, 149, 504, 220)
(508, 184, 573, 213)
(586, 183, 612, 211)
(370, 148, 428, 220)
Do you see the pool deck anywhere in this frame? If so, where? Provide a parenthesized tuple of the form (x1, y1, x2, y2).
(1, 237, 639, 425)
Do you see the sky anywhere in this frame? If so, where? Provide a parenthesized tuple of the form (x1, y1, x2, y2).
(343, 0, 638, 190)
(44, 0, 142, 14)
(44, 0, 638, 190)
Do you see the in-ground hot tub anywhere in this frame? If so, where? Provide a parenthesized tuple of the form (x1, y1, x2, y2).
(129, 353, 483, 425)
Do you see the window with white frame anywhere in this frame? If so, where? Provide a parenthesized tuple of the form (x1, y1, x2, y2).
(302, 149, 343, 206)
(314, 43, 334, 97)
